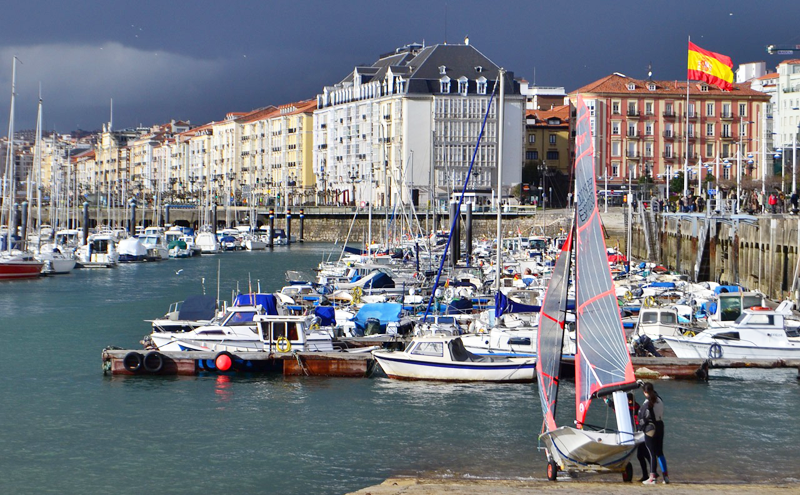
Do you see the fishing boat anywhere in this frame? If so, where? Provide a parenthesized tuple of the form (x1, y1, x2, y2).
(662, 304, 800, 360)
(537, 95, 642, 482)
(372, 334, 536, 382)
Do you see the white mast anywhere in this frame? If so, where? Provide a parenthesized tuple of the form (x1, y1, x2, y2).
(34, 84, 43, 245)
(494, 68, 506, 291)
(3, 57, 18, 253)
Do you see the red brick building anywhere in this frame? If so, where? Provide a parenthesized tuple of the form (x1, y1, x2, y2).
(569, 74, 770, 195)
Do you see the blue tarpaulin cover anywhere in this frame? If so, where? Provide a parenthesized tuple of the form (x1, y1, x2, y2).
(364, 271, 395, 289)
(233, 293, 279, 315)
(648, 282, 676, 289)
(494, 292, 541, 318)
(314, 306, 336, 326)
(178, 295, 217, 321)
(352, 303, 402, 333)
(446, 298, 474, 314)
(714, 285, 740, 294)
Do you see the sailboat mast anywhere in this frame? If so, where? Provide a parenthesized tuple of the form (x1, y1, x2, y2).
(3, 57, 17, 253)
(494, 68, 505, 291)
(35, 86, 42, 240)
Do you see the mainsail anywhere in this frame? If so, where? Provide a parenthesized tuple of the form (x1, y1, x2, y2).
(536, 231, 573, 432)
(573, 95, 635, 426)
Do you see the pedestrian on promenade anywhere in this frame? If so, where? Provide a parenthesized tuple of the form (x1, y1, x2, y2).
(640, 382, 669, 485)
(791, 192, 798, 214)
(769, 193, 777, 214)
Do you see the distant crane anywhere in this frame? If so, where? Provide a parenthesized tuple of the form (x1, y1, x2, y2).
(766, 44, 800, 55)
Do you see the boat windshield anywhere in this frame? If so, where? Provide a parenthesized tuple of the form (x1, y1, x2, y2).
(225, 311, 256, 326)
(410, 341, 443, 357)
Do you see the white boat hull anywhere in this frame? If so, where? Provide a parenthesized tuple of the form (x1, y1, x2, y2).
(663, 336, 800, 360)
(372, 352, 535, 382)
(540, 426, 642, 472)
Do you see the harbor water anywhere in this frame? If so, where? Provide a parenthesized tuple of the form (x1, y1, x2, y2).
(1, 244, 798, 494)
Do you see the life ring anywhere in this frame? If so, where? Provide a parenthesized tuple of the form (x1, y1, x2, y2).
(708, 342, 723, 359)
(123, 352, 143, 373)
(643, 296, 656, 308)
(214, 351, 235, 371)
(624, 291, 633, 302)
(311, 323, 320, 331)
(444, 287, 455, 300)
(276, 336, 292, 353)
(351, 286, 363, 304)
(143, 351, 164, 373)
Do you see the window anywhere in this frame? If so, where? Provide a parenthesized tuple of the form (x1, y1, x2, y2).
(687, 124, 694, 138)
(706, 123, 715, 136)
(706, 102, 714, 116)
(665, 103, 674, 115)
(528, 134, 536, 144)
(411, 341, 443, 356)
(612, 101, 620, 114)
(664, 144, 673, 158)
(627, 83, 636, 90)
(648, 83, 656, 91)
(440, 77, 450, 94)
(612, 162, 620, 177)
(722, 123, 731, 138)
(645, 123, 653, 136)
(611, 141, 621, 157)
(688, 103, 696, 117)
(722, 143, 730, 156)
(645, 142, 653, 157)
(722, 103, 731, 118)
(549, 134, 556, 145)
(477, 77, 487, 95)
(740, 122, 747, 137)
(546, 151, 559, 160)
(525, 151, 538, 160)
(612, 122, 620, 135)
(458, 77, 468, 95)
(628, 123, 636, 136)
(700, 84, 709, 92)
(739, 103, 747, 117)
(438, 65, 447, 75)
(645, 102, 653, 115)
(628, 102, 637, 115)
(706, 143, 714, 157)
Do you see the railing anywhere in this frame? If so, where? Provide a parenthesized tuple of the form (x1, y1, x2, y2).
(663, 110, 676, 117)
(627, 110, 640, 117)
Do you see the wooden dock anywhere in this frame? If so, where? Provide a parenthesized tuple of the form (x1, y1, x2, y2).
(629, 356, 800, 380)
(102, 348, 375, 377)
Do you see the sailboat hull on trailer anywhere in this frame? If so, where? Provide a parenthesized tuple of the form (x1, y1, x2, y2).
(541, 427, 643, 472)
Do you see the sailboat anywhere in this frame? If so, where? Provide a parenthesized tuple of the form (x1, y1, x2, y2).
(0, 57, 44, 279)
(537, 95, 642, 482)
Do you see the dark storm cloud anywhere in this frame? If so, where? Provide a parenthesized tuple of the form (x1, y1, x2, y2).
(0, 0, 798, 131)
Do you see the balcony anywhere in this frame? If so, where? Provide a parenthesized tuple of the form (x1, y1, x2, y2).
(663, 110, 676, 118)
(683, 112, 699, 119)
(626, 130, 640, 138)
(626, 151, 640, 159)
(627, 109, 640, 118)
(662, 131, 675, 139)
(662, 152, 675, 160)
(720, 132, 734, 140)
(720, 112, 733, 120)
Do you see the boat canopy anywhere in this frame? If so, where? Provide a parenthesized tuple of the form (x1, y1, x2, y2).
(178, 295, 217, 321)
(494, 291, 541, 318)
(314, 306, 336, 327)
(233, 293, 279, 315)
(714, 285, 740, 294)
(648, 281, 676, 289)
(352, 303, 402, 333)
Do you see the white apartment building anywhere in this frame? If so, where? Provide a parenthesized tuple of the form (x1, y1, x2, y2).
(774, 59, 800, 149)
(313, 41, 523, 208)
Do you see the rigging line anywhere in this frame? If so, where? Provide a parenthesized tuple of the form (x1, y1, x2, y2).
(422, 75, 499, 320)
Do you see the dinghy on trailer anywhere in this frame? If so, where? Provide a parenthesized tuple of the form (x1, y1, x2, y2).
(537, 95, 643, 482)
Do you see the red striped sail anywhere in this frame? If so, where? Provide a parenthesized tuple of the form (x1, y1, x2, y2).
(572, 95, 635, 426)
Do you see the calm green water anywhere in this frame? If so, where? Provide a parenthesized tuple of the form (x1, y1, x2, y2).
(0, 244, 798, 494)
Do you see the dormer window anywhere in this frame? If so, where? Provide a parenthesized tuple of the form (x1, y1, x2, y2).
(547, 118, 561, 125)
(648, 83, 656, 91)
(458, 76, 468, 95)
(627, 83, 636, 91)
(475, 66, 484, 73)
(700, 84, 709, 92)
(439, 65, 447, 75)
(440, 76, 451, 94)
(477, 76, 487, 95)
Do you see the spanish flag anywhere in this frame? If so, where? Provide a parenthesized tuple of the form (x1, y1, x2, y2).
(687, 41, 733, 91)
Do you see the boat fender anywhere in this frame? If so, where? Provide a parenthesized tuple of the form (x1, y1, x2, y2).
(123, 352, 143, 373)
(276, 336, 292, 353)
(143, 351, 164, 373)
(750, 306, 770, 311)
(214, 351, 234, 372)
(708, 342, 723, 359)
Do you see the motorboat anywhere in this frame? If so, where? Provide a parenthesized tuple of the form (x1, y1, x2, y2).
(148, 295, 218, 333)
(149, 313, 334, 353)
(217, 229, 241, 251)
(75, 233, 118, 268)
(662, 304, 800, 360)
(0, 250, 44, 279)
(140, 232, 169, 260)
(372, 335, 536, 382)
(168, 239, 192, 258)
(195, 229, 220, 254)
(35, 245, 76, 274)
(630, 306, 694, 340)
(117, 236, 148, 262)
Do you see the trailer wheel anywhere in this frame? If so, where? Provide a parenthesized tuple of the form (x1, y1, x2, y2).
(622, 462, 633, 482)
(123, 352, 143, 373)
(546, 460, 558, 481)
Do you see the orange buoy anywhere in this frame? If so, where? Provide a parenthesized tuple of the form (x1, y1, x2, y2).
(215, 353, 232, 371)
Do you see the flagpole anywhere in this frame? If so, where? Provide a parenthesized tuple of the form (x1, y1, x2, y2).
(715, 153, 720, 213)
(684, 35, 691, 200)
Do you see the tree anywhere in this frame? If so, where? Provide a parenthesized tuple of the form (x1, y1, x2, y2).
(668, 172, 684, 197)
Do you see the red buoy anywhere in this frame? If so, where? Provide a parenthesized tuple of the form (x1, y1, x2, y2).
(215, 353, 232, 371)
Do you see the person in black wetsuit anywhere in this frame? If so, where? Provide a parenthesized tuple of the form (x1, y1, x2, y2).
(639, 382, 669, 484)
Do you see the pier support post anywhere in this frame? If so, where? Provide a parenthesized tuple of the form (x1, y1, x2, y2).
(286, 208, 292, 245)
(82, 202, 90, 245)
(164, 204, 170, 227)
(128, 199, 136, 235)
(268, 208, 275, 249)
(299, 209, 304, 242)
(210, 206, 217, 233)
(465, 202, 473, 266)
(9, 203, 18, 250)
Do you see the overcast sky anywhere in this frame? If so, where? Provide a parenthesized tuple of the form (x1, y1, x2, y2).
(1, 1, 798, 132)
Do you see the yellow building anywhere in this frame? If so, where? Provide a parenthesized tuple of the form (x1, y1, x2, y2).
(523, 105, 571, 205)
